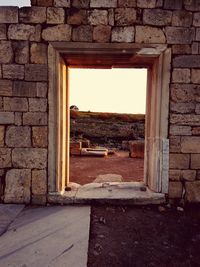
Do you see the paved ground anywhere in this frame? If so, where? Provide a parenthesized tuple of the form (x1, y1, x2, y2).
(0, 205, 90, 267)
(70, 151, 144, 185)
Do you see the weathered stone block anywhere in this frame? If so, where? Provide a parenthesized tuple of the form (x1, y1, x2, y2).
(32, 170, 47, 195)
(12, 41, 29, 64)
(0, 7, 18, 24)
(23, 112, 47, 125)
(32, 195, 47, 205)
(42, 25, 72, 41)
(184, 0, 200, 11)
(4, 169, 31, 204)
(172, 68, 190, 83)
(0, 148, 11, 168)
(182, 170, 196, 181)
(36, 82, 47, 98)
(170, 84, 196, 103)
(37, 0, 53, 6)
(29, 98, 47, 112)
(0, 112, 14, 124)
(198, 171, 200, 180)
(193, 12, 200, 26)
(173, 55, 200, 68)
(13, 81, 47, 98)
(168, 181, 183, 198)
(72, 25, 93, 42)
(54, 0, 71, 7)
(172, 44, 191, 55)
(0, 80, 12, 96)
(112, 26, 134, 42)
(0, 97, 2, 111)
(88, 10, 108, 25)
(170, 125, 191, 136)
(14, 112, 22, 126)
(192, 42, 199, 55)
(25, 64, 48, 81)
(12, 148, 47, 169)
(47, 7, 65, 24)
(137, 0, 156, 8)
(181, 137, 200, 153)
(165, 27, 194, 44)
(0, 126, 4, 147)
(72, 0, 90, 8)
(29, 24, 41, 42)
(118, 0, 136, 7)
(32, 126, 48, 147)
(6, 126, 31, 147)
(170, 114, 200, 126)
(67, 9, 88, 25)
(169, 170, 181, 181)
(115, 8, 137, 26)
(135, 26, 165, 43)
(3, 64, 24, 80)
(192, 127, 200, 136)
(108, 9, 114, 26)
(191, 154, 200, 169)
(4, 97, 28, 112)
(93, 25, 111, 42)
(169, 153, 190, 169)
(0, 24, 7, 40)
(19, 7, 46, 24)
(191, 69, 200, 84)
(8, 24, 36, 41)
(143, 9, 172, 26)
(172, 10, 192, 27)
(170, 102, 195, 114)
(185, 181, 200, 202)
(196, 104, 200, 114)
(90, 0, 117, 8)
(0, 41, 13, 64)
(30, 43, 47, 64)
(169, 136, 181, 153)
(164, 0, 183, 10)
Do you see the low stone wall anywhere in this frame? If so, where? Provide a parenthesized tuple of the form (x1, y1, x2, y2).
(0, 0, 200, 204)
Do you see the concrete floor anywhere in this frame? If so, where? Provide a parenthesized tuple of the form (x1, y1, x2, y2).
(0, 205, 90, 267)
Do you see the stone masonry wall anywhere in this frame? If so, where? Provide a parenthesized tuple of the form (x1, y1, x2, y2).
(0, 0, 200, 204)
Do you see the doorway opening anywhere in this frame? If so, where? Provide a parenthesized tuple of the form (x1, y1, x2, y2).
(69, 68, 147, 186)
(48, 42, 170, 202)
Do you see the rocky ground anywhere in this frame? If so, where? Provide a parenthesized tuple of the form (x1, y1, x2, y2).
(88, 205, 200, 267)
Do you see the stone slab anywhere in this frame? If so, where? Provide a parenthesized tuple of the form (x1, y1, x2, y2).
(0, 204, 24, 236)
(0, 206, 90, 267)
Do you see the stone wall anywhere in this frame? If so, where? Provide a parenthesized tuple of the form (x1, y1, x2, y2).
(0, 0, 200, 204)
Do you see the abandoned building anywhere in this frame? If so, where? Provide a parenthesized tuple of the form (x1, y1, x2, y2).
(0, 0, 200, 205)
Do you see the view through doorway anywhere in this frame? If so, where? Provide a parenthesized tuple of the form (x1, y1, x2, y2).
(69, 68, 147, 186)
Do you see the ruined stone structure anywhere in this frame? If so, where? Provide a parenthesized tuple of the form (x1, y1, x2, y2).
(0, 0, 200, 204)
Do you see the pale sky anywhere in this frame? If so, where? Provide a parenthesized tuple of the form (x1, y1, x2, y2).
(0, 0, 30, 7)
(69, 69, 147, 114)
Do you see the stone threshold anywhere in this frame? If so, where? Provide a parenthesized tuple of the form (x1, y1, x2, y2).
(48, 182, 166, 205)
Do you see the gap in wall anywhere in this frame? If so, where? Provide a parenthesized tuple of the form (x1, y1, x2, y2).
(69, 68, 147, 186)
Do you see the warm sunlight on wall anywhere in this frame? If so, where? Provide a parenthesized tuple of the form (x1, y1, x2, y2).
(69, 68, 147, 114)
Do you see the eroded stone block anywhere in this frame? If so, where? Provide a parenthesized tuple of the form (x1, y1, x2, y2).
(0, 41, 13, 64)
(3, 64, 24, 80)
(118, 0, 136, 7)
(42, 24, 72, 41)
(191, 69, 200, 84)
(184, 0, 200, 11)
(4, 169, 31, 204)
(37, 0, 53, 6)
(47, 7, 65, 24)
(168, 181, 183, 198)
(23, 112, 47, 125)
(169, 136, 181, 153)
(30, 43, 47, 64)
(72, 0, 90, 8)
(90, 0, 117, 8)
(170, 125, 191, 136)
(185, 181, 200, 202)
(170, 102, 195, 114)
(0, 148, 11, 168)
(32, 126, 48, 147)
(135, 26, 165, 43)
(0, 24, 7, 40)
(4, 97, 28, 112)
(25, 64, 48, 81)
(173, 55, 200, 68)
(93, 25, 111, 42)
(0, 126, 4, 147)
(172, 68, 190, 83)
(112, 26, 134, 42)
(170, 114, 200, 126)
(32, 169, 47, 195)
(172, 10, 192, 27)
(137, 0, 156, 8)
(19, 7, 46, 24)
(191, 154, 200, 169)
(181, 136, 200, 153)
(166, 27, 195, 44)
(164, 0, 183, 10)
(12, 41, 29, 64)
(0, 80, 12, 96)
(182, 170, 196, 181)
(89, 10, 108, 25)
(8, 24, 36, 41)
(169, 153, 190, 169)
(54, 0, 71, 7)
(115, 8, 137, 26)
(170, 84, 196, 103)
(72, 25, 93, 42)
(12, 148, 47, 169)
(6, 126, 31, 147)
(0, 7, 18, 24)
(29, 98, 47, 112)
(143, 9, 172, 26)
(169, 170, 181, 181)
(0, 112, 14, 124)
(67, 9, 88, 25)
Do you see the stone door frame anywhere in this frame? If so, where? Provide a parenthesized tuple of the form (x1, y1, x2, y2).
(48, 42, 171, 194)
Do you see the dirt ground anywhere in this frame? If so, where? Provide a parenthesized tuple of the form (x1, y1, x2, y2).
(70, 151, 144, 185)
(87, 205, 200, 267)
